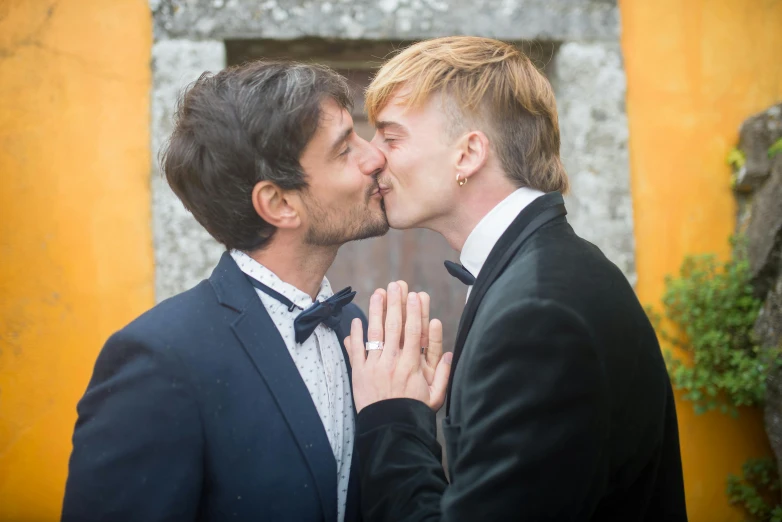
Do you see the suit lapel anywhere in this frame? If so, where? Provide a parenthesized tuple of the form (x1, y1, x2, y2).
(334, 308, 366, 522)
(445, 192, 568, 415)
(210, 253, 338, 522)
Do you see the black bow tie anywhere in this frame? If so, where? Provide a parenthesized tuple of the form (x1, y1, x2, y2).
(444, 260, 476, 286)
(246, 276, 356, 344)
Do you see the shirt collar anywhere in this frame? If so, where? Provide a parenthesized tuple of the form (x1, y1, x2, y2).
(230, 249, 333, 310)
(460, 187, 545, 281)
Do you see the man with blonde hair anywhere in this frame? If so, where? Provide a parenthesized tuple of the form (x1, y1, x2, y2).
(344, 37, 687, 521)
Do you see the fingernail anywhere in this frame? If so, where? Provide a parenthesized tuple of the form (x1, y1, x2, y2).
(444, 352, 453, 364)
(389, 282, 398, 292)
(408, 292, 416, 303)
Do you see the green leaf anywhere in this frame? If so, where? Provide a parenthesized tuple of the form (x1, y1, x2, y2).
(727, 147, 747, 169)
(649, 235, 767, 415)
(725, 458, 780, 520)
(769, 138, 782, 159)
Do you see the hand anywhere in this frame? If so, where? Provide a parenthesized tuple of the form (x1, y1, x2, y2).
(373, 281, 440, 387)
(346, 281, 452, 413)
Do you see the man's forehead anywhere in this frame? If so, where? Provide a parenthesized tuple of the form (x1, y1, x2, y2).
(301, 99, 352, 158)
(319, 97, 347, 124)
(375, 96, 412, 128)
(375, 90, 441, 130)
(378, 88, 412, 116)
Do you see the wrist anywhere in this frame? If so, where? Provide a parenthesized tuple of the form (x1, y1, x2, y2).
(356, 398, 437, 437)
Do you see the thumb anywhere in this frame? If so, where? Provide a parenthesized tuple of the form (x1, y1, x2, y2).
(429, 351, 453, 411)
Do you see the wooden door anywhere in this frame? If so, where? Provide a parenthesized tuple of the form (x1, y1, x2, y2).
(226, 40, 469, 352)
(327, 67, 467, 355)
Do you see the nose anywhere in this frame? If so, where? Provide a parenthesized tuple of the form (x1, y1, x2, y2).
(358, 137, 386, 177)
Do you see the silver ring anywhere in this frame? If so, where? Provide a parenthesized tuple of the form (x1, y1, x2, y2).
(365, 341, 384, 351)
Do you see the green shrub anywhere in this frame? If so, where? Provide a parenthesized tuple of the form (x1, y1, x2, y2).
(728, 458, 782, 522)
(648, 237, 782, 520)
(649, 239, 768, 415)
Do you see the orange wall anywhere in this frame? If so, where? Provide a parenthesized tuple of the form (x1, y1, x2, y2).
(0, 1, 153, 519)
(620, 0, 782, 520)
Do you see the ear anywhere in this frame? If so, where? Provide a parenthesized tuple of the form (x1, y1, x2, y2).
(251, 181, 302, 230)
(454, 131, 489, 182)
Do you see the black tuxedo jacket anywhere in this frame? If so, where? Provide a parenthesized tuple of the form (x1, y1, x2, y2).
(356, 192, 687, 521)
(63, 252, 364, 522)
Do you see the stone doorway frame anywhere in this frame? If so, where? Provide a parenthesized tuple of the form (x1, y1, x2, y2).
(149, 0, 634, 302)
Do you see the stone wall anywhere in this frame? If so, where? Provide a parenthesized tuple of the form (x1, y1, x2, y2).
(734, 103, 782, 478)
(150, 0, 634, 300)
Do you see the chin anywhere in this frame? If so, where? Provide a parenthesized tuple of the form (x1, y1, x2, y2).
(383, 197, 420, 230)
(386, 209, 418, 231)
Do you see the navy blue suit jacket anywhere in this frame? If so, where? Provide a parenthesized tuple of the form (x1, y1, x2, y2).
(62, 252, 365, 522)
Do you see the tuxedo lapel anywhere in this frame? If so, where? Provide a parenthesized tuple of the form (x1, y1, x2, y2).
(334, 308, 366, 522)
(446, 192, 568, 415)
(210, 253, 338, 522)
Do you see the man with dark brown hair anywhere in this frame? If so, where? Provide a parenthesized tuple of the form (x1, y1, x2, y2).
(62, 62, 394, 522)
(344, 36, 688, 521)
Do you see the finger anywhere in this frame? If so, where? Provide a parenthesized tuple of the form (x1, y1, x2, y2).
(375, 288, 387, 329)
(425, 316, 443, 372)
(401, 292, 422, 368)
(429, 349, 452, 411)
(345, 318, 366, 370)
(418, 292, 430, 356)
(396, 280, 408, 344)
(382, 282, 402, 361)
(427, 319, 448, 408)
(396, 280, 408, 309)
(366, 291, 385, 361)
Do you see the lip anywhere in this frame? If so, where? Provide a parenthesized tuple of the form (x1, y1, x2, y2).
(370, 183, 391, 198)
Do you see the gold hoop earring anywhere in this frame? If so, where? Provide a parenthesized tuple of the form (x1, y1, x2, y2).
(456, 174, 467, 187)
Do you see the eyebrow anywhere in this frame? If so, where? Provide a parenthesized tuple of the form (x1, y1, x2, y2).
(375, 120, 408, 134)
(330, 127, 353, 156)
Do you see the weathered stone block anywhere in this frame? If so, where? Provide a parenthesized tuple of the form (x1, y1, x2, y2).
(755, 258, 782, 350)
(739, 103, 782, 485)
(766, 362, 782, 483)
(151, 0, 620, 43)
(151, 39, 227, 302)
(746, 155, 782, 281)
(738, 103, 782, 191)
(555, 41, 636, 286)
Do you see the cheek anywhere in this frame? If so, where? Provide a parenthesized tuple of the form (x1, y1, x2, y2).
(329, 163, 367, 198)
(388, 147, 424, 186)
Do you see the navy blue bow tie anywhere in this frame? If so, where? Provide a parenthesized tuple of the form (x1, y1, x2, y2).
(246, 276, 355, 344)
(444, 260, 476, 286)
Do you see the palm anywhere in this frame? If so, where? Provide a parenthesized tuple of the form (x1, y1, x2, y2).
(345, 281, 451, 413)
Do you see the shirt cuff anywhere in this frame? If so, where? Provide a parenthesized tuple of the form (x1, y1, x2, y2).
(356, 398, 437, 437)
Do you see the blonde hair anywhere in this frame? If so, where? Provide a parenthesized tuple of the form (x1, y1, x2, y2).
(366, 36, 569, 194)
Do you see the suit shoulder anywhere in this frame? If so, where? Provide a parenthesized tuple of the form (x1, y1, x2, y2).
(498, 228, 632, 301)
(111, 280, 222, 349)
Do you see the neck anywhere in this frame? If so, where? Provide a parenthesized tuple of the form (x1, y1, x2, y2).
(247, 234, 338, 300)
(429, 173, 517, 253)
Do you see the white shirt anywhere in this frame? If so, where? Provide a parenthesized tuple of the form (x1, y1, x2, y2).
(460, 187, 545, 300)
(231, 250, 354, 522)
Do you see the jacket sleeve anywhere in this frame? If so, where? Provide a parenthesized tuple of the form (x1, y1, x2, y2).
(355, 299, 610, 521)
(62, 329, 204, 522)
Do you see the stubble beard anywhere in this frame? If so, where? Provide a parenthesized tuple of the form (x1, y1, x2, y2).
(303, 187, 389, 247)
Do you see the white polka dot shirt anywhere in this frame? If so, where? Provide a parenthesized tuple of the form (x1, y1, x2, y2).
(231, 250, 354, 522)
